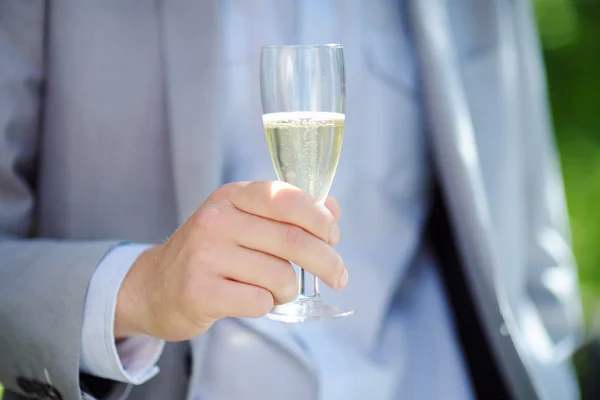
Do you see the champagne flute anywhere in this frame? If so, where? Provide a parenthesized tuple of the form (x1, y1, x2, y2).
(260, 44, 355, 322)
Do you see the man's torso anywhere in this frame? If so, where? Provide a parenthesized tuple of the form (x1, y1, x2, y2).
(18, 1, 581, 399)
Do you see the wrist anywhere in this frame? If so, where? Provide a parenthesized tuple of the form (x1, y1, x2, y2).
(114, 245, 161, 339)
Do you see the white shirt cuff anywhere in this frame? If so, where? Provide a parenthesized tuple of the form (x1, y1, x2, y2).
(80, 242, 165, 384)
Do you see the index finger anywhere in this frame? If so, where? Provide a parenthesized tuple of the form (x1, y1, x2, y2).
(229, 181, 339, 245)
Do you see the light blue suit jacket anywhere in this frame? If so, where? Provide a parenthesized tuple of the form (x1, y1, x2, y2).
(0, 0, 582, 399)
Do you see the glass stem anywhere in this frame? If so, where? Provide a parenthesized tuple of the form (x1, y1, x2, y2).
(298, 268, 319, 298)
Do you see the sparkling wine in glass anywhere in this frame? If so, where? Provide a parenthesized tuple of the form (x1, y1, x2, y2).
(260, 44, 355, 322)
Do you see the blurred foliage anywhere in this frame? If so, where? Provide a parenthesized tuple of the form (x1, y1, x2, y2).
(535, 0, 600, 323)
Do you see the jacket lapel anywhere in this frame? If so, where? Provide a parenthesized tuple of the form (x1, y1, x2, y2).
(159, 0, 222, 224)
(406, 0, 537, 398)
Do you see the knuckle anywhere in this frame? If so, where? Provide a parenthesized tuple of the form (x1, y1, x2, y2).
(271, 186, 331, 241)
(191, 204, 229, 234)
(245, 181, 281, 212)
(209, 182, 239, 201)
(221, 182, 240, 191)
(282, 225, 304, 252)
(270, 184, 303, 209)
(246, 181, 265, 191)
(230, 182, 250, 204)
(270, 185, 292, 204)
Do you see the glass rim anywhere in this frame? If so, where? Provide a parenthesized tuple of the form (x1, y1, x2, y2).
(261, 43, 343, 50)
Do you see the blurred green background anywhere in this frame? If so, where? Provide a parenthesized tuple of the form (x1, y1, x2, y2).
(0, 1, 598, 398)
(535, 0, 600, 325)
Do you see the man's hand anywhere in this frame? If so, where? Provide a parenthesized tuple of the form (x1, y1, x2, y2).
(114, 181, 346, 341)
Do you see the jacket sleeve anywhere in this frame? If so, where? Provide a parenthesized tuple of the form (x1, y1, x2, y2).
(0, 2, 128, 399)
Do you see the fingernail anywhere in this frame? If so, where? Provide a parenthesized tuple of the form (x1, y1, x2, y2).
(329, 222, 340, 245)
(338, 268, 348, 289)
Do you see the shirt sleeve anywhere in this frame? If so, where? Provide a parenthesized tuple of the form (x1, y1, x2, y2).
(79, 242, 166, 384)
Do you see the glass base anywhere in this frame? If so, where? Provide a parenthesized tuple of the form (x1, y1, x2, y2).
(266, 296, 355, 323)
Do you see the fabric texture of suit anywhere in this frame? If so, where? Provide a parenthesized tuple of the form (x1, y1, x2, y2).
(0, 0, 582, 399)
